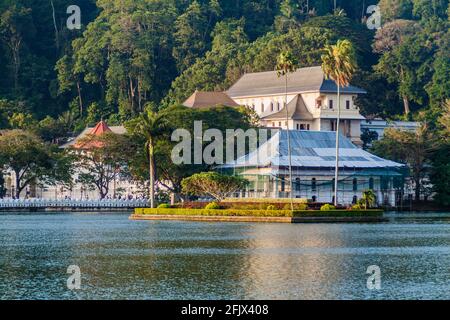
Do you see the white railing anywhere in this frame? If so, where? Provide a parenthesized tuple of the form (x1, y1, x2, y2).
(0, 198, 149, 208)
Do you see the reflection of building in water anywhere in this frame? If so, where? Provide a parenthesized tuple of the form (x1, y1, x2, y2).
(218, 130, 406, 206)
(239, 224, 348, 299)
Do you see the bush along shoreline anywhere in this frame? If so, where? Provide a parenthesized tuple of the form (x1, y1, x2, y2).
(132, 201, 385, 224)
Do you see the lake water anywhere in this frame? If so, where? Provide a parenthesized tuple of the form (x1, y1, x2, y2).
(0, 212, 449, 300)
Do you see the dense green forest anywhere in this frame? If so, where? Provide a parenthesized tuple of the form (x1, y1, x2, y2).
(0, 0, 448, 137)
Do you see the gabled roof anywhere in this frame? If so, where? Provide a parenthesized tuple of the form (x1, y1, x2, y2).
(61, 123, 126, 149)
(261, 95, 313, 121)
(183, 91, 239, 109)
(219, 130, 404, 171)
(227, 66, 366, 98)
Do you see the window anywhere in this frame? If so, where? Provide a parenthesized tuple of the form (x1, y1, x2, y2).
(261, 103, 265, 113)
(331, 120, 336, 131)
(300, 124, 306, 130)
(329, 99, 333, 109)
(296, 123, 300, 130)
(271, 102, 274, 112)
(369, 177, 374, 190)
(295, 178, 300, 192)
(280, 177, 285, 192)
(277, 102, 280, 110)
(272, 122, 275, 127)
(353, 178, 358, 192)
(278, 121, 282, 127)
(332, 178, 336, 192)
(306, 124, 310, 130)
(346, 100, 350, 109)
(352, 195, 358, 204)
(312, 195, 317, 202)
(311, 178, 317, 192)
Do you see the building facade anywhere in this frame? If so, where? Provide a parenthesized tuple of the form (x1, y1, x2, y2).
(227, 66, 367, 145)
(218, 130, 406, 207)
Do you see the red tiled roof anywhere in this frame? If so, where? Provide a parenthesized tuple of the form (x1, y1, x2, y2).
(89, 120, 112, 135)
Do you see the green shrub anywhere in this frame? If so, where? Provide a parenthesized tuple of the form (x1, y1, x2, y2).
(351, 204, 362, 210)
(320, 204, 336, 211)
(266, 205, 276, 210)
(157, 203, 171, 208)
(295, 203, 308, 210)
(223, 198, 308, 204)
(205, 202, 220, 210)
(134, 207, 383, 218)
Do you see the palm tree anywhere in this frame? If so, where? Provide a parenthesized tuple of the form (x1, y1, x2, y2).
(276, 51, 298, 212)
(135, 109, 168, 208)
(321, 39, 357, 206)
(361, 189, 377, 210)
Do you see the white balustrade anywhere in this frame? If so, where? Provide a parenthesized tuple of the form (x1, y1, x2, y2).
(0, 198, 149, 209)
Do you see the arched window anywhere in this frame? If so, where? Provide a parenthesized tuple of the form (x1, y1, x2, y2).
(312, 195, 317, 202)
(277, 102, 280, 110)
(353, 178, 358, 192)
(295, 178, 300, 192)
(311, 178, 317, 192)
(369, 177, 374, 190)
(332, 178, 336, 192)
(280, 177, 285, 192)
(352, 195, 358, 204)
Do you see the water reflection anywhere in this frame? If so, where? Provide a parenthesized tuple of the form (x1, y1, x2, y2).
(0, 212, 449, 300)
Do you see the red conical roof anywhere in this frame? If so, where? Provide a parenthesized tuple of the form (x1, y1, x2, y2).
(89, 120, 112, 136)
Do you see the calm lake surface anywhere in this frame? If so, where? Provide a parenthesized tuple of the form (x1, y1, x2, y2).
(0, 212, 449, 300)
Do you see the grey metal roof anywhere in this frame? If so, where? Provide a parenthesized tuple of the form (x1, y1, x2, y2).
(261, 95, 314, 120)
(227, 66, 366, 98)
(183, 91, 239, 108)
(219, 130, 405, 170)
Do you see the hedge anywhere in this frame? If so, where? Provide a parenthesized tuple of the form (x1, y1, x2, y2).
(134, 208, 383, 218)
(222, 198, 308, 204)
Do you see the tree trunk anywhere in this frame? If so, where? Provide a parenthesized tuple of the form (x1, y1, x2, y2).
(334, 84, 341, 207)
(77, 81, 83, 116)
(414, 176, 421, 201)
(15, 174, 21, 199)
(284, 74, 294, 212)
(149, 141, 155, 208)
(402, 95, 410, 115)
(50, 0, 60, 51)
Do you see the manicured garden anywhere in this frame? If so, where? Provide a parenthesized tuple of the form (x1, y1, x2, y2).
(134, 202, 384, 218)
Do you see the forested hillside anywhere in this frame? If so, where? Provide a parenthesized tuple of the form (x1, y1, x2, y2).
(0, 0, 448, 137)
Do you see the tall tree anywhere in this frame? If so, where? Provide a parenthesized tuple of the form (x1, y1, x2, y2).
(127, 107, 169, 208)
(276, 50, 298, 212)
(372, 125, 435, 201)
(321, 39, 357, 206)
(0, 130, 71, 198)
(74, 131, 132, 199)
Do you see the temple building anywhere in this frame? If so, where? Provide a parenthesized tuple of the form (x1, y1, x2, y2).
(227, 66, 367, 145)
(218, 130, 406, 206)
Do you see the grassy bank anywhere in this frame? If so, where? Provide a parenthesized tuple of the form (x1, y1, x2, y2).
(134, 208, 384, 217)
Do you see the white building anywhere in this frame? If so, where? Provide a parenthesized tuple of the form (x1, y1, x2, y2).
(227, 66, 367, 145)
(218, 130, 406, 207)
(361, 119, 421, 140)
